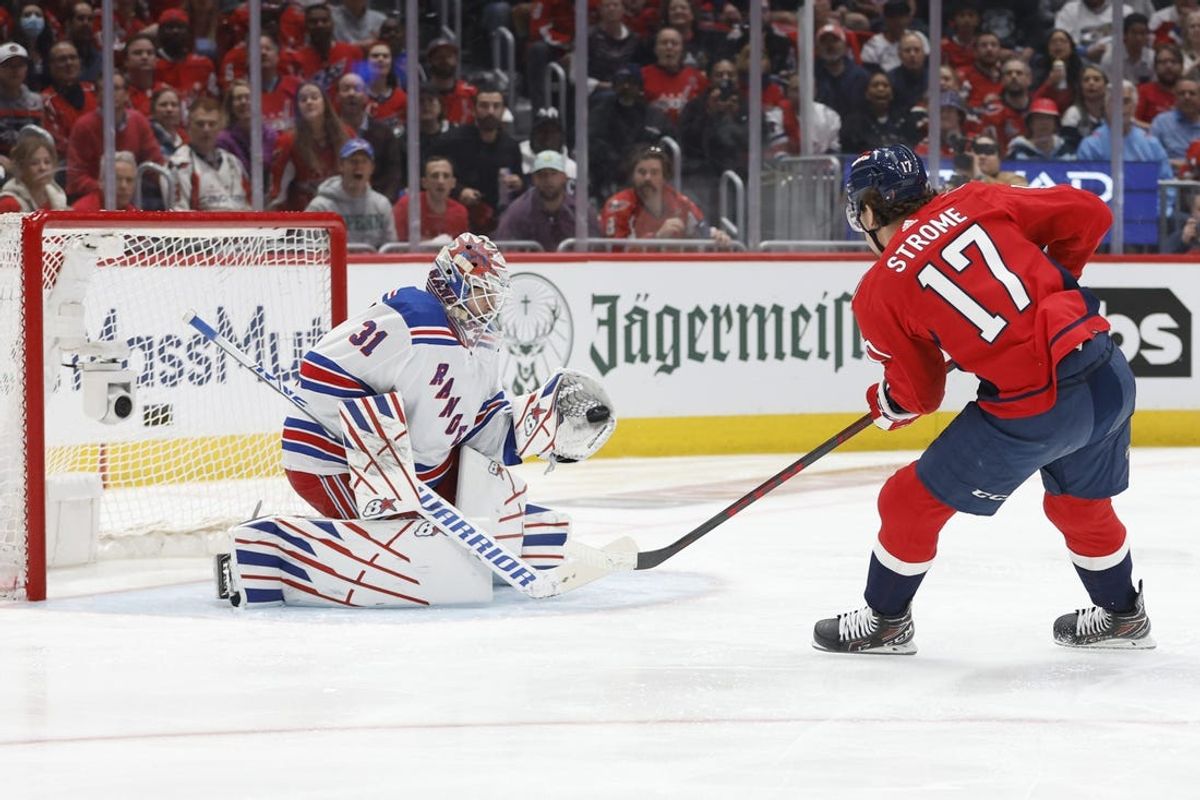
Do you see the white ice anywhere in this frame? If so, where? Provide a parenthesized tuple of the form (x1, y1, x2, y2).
(3, 449, 1198, 799)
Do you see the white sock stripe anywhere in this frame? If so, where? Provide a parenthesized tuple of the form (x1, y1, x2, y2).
(872, 540, 934, 577)
(1069, 540, 1130, 572)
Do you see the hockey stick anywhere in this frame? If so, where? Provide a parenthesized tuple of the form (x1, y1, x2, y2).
(184, 311, 619, 599)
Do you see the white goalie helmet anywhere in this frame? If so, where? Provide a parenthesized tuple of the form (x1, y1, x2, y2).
(427, 233, 512, 349)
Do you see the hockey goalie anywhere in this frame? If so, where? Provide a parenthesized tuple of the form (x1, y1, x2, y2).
(216, 233, 617, 608)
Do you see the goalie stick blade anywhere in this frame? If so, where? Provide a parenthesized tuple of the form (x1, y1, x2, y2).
(527, 537, 640, 598)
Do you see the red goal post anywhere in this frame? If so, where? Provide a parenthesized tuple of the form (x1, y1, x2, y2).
(1, 211, 347, 601)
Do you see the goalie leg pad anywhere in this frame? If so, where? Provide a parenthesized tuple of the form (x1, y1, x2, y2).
(521, 503, 571, 570)
(228, 515, 492, 608)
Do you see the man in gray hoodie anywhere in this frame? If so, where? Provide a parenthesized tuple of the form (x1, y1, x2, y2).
(306, 138, 398, 250)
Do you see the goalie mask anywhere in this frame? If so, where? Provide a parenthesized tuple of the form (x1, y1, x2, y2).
(428, 233, 512, 350)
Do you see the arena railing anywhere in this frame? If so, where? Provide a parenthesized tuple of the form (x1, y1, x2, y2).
(659, 136, 683, 195)
(378, 240, 546, 254)
(759, 240, 871, 252)
(133, 162, 177, 211)
(544, 62, 569, 126)
(491, 27, 518, 113)
(718, 170, 746, 242)
(556, 238, 748, 252)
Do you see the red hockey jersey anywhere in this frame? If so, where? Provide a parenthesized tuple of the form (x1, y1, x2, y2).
(852, 181, 1113, 420)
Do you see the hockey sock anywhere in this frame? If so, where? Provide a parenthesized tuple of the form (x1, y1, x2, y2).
(1044, 493, 1138, 612)
(864, 463, 956, 616)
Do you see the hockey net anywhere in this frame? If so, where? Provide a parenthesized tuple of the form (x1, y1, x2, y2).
(0, 211, 346, 601)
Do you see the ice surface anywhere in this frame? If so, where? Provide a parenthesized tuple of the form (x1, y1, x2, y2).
(2, 449, 1198, 798)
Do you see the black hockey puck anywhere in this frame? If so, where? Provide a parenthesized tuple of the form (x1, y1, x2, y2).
(586, 405, 611, 423)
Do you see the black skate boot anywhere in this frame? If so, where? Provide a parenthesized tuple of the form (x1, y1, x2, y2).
(213, 553, 242, 608)
(1053, 581, 1154, 649)
(812, 604, 916, 655)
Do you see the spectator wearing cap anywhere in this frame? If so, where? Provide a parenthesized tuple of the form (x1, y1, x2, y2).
(588, 64, 675, 202)
(887, 31, 928, 115)
(941, 1, 981, 71)
(520, 107, 577, 179)
(154, 8, 218, 106)
(361, 41, 407, 128)
(588, 0, 640, 92)
(71, 150, 138, 211)
(40, 41, 96, 161)
(0, 43, 43, 168)
(980, 59, 1033, 154)
(0, 130, 67, 211)
(334, 72, 404, 200)
(124, 33, 169, 117)
(1100, 13, 1155, 86)
(307, 137, 396, 250)
(916, 90, 969, 157)
(430, 86, 522, 233)
(168, 96, 250, 211)
(216, 78, 278, 186)
(10, 5, 54, 92)
(642, 27, 708, 124)
(331, 0, 386, 48)
(956, 31, 1003, 114)
(270, 81, 352, 211)
(295, 3, 362, 90)
(814, 22, 870, 121)
(425, 38, 477, 126)
(65, 2, 102, 83)
(861, 0, 930, 74)
(599, 144, 732, 248)
(1149, 77, 1200, 166)
(1006, 98, 1073, 159)
(1138, 44, 1186, 125)
(526, 0, 574, 112)
(392, 155, 469, 242)
(495, 150, 600, 252)
(66, 71, 162, 202)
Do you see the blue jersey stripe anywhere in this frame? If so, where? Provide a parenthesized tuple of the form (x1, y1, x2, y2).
(282, 441, 347, 464)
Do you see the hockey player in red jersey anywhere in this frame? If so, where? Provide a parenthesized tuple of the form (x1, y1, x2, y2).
(813, 144, 1154, 654)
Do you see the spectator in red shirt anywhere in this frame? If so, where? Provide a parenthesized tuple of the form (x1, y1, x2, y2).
(0, 130, 67, 211)
(642, 27, 709, 124)
(66, 72, 163, 201)
(425, 38, 477, 126)
(124, 33, 168, 117)
(269, 81, 350, 211)
(362, 42, 407, 128)
(294, 3, 362, 89)
(981, 59, 1034, 154)
(957, 31, 1003, 113)
(40, 41, 96, 160)
(599, 145, 731, 247)
(392, 155, 470, 242)
(154, 8, 217, 105)
(218, 1, 306, 58)
(71, 149, 138, 210)
(941, 0, 981, 71)
(1137, 43, 1184, 124)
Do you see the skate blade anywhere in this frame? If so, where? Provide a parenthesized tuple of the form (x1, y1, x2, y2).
(812, 641, 918, 655)
(1055, 634, 1156, 650)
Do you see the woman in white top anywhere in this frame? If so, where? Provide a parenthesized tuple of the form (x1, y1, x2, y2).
(0, 129, 67, 212)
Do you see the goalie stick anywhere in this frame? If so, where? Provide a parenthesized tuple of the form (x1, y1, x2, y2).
(184, 311, 625, 599)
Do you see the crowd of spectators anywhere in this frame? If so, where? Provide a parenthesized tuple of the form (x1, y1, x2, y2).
(0, 0, 1198, 252)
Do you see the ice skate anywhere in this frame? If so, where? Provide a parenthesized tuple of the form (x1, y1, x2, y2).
(812, 604, 916, 655)
(213, 553, 242, 608)
(1053, 581, 1154, 649)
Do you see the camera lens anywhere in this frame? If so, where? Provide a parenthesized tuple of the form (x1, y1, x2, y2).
(112, 393, 133, 420)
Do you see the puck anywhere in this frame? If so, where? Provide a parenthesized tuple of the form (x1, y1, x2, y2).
(586, 405, 611, 423)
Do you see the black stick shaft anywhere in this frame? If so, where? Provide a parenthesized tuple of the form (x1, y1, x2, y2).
(635, 413, 874, 570)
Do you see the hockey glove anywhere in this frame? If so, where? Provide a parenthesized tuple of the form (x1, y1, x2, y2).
(867, 382, 919, 432)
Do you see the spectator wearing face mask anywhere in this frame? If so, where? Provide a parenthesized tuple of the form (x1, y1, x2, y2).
(10, 5, 54, 91)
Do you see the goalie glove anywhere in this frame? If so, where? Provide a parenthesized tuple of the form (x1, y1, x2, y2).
(867, 381, 919, 432)
(513, 369, 617, 466)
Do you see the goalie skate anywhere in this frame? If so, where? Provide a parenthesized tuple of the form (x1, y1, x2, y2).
(812, 605, 916, 655)
(1053, 581, 1155, 649)
(213, 553, 242, 608)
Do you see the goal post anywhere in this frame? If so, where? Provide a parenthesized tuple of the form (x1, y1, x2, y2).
(1, 210, 347, 601)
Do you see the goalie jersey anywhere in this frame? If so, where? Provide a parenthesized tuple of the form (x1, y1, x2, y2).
(281, 287, 519, 486)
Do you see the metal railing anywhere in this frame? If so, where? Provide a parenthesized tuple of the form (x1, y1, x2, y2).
(134, 162, 176, 210)
(491, 27, 517, 112)
(762, 155, 845, 243)
(544, 62, 568, 121)
(760, 240, 870, 252)
(658, 136, 683, 192)
(718, 170, 745, 240)
(557, 237, 747, 252)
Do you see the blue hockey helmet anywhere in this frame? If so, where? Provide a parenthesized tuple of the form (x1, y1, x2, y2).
(845, 144, 931, 232)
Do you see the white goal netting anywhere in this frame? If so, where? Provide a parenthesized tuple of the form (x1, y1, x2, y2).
(1, 212, 340, 600)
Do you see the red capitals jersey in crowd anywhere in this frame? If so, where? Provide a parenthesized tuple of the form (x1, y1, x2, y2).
(1136, 81, 1176, 124)
(438, 80, 478, 126)
(957, 63, 1002, 113)
(155, 52, 218, 105)
(852, 182, 1113, 420)
(293, 42, 363, 88)
(41, 83, 97, 157)
(641, 65, 709, 123)
(219, 45, 305, 91)
(368, 86, 408, 128)
(980, 102, 1027, 153)
(940, 35, 976, 70)
(599, 185, 706, 239)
